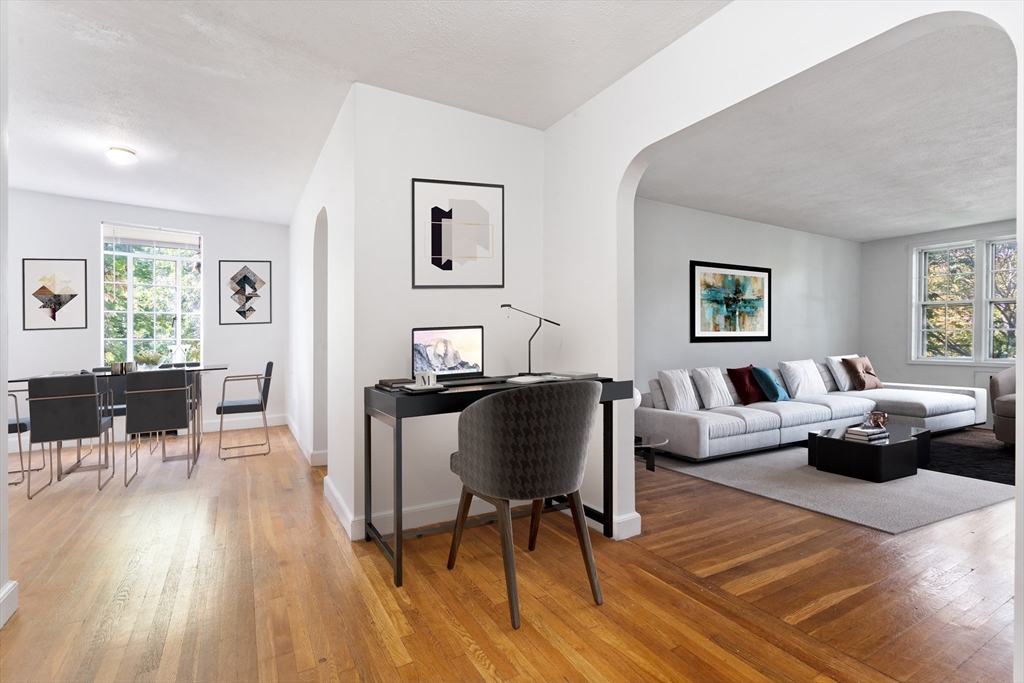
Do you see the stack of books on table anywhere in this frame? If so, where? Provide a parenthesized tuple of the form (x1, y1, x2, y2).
(845, 426, 889, 444)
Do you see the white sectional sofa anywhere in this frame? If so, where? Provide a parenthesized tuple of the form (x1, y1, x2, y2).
(635, 362, 986, 461)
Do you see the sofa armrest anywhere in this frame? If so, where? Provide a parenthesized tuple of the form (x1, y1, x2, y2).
(635, 406, 710, 459)
(883, 382, 987, 424)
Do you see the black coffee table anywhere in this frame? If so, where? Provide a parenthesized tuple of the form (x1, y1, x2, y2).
(807, 424, 930, 483)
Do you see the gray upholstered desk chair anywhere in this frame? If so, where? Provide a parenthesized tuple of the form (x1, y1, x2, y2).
(125, 369, 197, 484)
(216, 361, 273, 459)
(7, 391, 33, 486)
(25, 374, 115, 498)
(447, 380, 604, 629)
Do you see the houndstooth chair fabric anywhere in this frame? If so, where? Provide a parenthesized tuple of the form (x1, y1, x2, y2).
(450, 381, 602, 500)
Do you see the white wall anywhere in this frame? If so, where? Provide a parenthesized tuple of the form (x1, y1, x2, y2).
(288, 83, 545, 539)
(5, 190, 290, 432)
(539, 1, 1020, 671)
(860, 219, 1015, 387)
(0, 0, 19, 628)
(352, 85, 545, 536)
(287, 90, 355, 486)
(635, 199, 861, 385)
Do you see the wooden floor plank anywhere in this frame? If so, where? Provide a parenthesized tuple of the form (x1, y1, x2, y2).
(0, 431, 1014, 683)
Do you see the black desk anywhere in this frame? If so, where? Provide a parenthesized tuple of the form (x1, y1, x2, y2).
(364, 378, 633, 587)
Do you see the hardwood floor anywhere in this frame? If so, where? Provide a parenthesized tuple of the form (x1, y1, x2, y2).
(0, 428, 1014, 682)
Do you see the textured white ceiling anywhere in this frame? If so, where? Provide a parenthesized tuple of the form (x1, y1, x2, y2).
(636, 25, 1018, 243)
(8, 0, 728, 224)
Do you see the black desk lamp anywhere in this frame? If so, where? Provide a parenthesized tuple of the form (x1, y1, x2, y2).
(501, 304, 560, 375)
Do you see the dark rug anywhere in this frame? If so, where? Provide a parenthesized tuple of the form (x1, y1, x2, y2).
(924, 428, 1016, 485)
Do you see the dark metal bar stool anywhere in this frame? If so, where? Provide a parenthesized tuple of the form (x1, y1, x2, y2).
(125, 369, 196, 484)
(26, 374, 115, 498)
(447, 380, 604, 629)
(216, 361, 273, 459)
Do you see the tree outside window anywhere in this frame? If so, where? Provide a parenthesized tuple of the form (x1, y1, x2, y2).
(915, 238, 1016, 363)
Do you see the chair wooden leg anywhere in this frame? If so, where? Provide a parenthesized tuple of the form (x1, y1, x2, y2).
(528, 499, 543, 551)
(568, 490, 603, 606)
(447, 486, 473, 570)
(495, 498, 520, 629)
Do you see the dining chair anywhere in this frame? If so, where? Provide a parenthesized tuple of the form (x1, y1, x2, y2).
(216, 361, 273, 459)
(7, 390, 35, 486)
(447, 380, 604, 629)
(125, 369, 196, 484)
(26, 374, 114, 498)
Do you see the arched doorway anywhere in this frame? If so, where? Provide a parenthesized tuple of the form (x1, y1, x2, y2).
(312, 207, 329, 461)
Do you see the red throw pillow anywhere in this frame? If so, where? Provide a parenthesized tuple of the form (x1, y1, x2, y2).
(727, 365, 767, 405)
(841, 356, 884, 390)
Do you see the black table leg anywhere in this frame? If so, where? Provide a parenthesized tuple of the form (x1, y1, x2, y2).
(602, 402, 613, 538)
(364, 412, 372, 541)
(393, 418, 403, 587)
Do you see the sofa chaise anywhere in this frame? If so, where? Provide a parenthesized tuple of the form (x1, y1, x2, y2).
(635, 361, 986, 462)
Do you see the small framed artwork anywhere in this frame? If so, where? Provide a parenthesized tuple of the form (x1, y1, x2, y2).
(219, 260, 272, 325)
(690, 260, 771, 343)
(22, 258, 88, 330)
(412, 178, 504, 288)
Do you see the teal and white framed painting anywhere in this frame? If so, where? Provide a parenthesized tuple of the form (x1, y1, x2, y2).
(690, 260, 771, 343)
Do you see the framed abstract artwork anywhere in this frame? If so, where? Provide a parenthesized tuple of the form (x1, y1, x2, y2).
(690, 260, 771, 343)
(22, 258, 88, 330)
(412, 178, 504, 288)
(219, 260, 272, 325)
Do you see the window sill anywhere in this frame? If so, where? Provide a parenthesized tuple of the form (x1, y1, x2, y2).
(906, 359, 1015, 368)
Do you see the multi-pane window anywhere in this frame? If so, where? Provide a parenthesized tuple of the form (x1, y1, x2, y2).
(987, 239, 1016, 359)
(920, 244, 975, 358)
(914, 238, 1016, 363)
(102, 224, 202, 366)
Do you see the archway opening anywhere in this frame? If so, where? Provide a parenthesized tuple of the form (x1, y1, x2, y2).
(312, 207, 329, 460)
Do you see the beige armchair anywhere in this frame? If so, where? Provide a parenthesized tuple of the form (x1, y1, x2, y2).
(990, 366, 1015, 445)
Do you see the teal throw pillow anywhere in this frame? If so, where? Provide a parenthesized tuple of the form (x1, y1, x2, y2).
(751, 366, 789, 402)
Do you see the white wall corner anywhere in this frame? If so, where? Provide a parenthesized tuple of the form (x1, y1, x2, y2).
(309, 450, 328, 467)
(0, 580, 18, 627)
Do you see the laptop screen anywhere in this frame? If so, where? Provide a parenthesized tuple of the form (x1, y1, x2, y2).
(412, 326, 484, 379)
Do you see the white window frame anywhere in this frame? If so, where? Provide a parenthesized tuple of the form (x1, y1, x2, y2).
(909, 236, 1016, 366)
(101, 226, 203, 365)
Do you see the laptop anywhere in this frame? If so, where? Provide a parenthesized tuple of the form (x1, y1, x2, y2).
(411, 326, 505, 387)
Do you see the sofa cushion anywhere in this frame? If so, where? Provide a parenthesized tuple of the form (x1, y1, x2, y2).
(752, 366, 789, 402)
(700, 411, 748, 439)
(842, 356, 884, 390)
(993, 393, 1015, 419)
(710, 406, 782, 432)
(658, 370, 700, 412)
(779, 359, 828, 398)
(746, 400, 831, 427)
(727, 365, 767, 405)
(826, 355, 859, 392)
(844, 389, 974, 418)
(816, 362, 839, 393)
(648, 379, 668, 410)
(795, 393, 876, 420)
(691, 367, 734, 409)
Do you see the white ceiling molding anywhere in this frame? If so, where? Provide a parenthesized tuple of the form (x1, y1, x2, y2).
(636, 25, 1017, 243)
(8, 0, 728, 224)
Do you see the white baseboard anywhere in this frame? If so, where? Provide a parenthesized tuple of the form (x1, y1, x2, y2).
(323, 475, 354, 541)
(201, 412, 287, 433)
(614, 511, 642, 540)
(309, 450, 327, 466)
(0, 580, 18, 627)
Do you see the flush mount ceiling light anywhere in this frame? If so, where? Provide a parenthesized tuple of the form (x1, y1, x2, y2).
(106, 146, 138, 165)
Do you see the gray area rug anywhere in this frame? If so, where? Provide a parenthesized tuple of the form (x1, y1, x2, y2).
(654, 447, 1015, 534)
